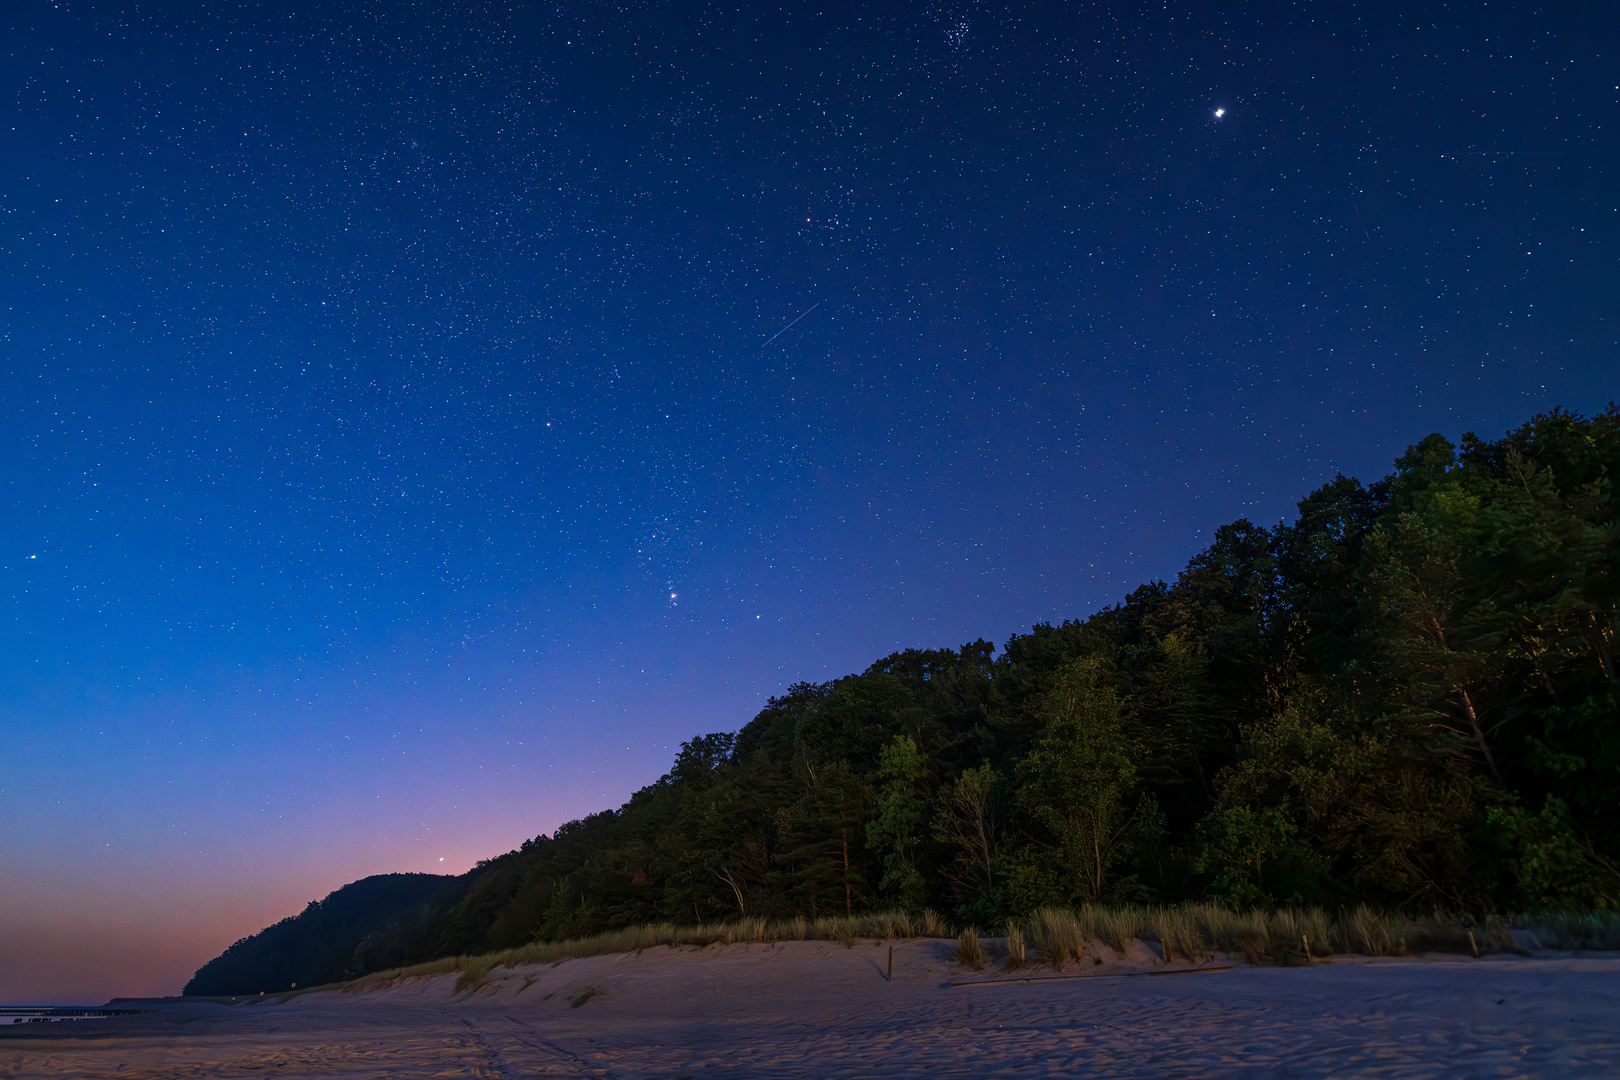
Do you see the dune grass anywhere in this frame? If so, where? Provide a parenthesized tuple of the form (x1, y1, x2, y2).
(1003, 924, 1027, 971)
(269, 903, 1616, 1002)
(1520, 909, 1620, 950)
(953, 926, 986, 969)
(1008, 903, 1544, 966)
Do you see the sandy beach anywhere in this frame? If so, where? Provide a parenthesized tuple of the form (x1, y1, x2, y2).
(4, 939, 1617, 1078)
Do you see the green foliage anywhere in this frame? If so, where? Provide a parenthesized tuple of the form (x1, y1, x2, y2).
(1485, 796, 1620, 909)
(1524, 690, 1620, 853)
(1014, 657, 1146, 905)
(1193, 801, 1328, 908)
(933, 763, 1001, 920)
(865, 735, 931, 911)
(190, 406, 1620, 989)
(1212, 698, 1495, 907)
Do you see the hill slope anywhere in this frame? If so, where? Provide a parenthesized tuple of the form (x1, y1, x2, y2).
(184, 872, 468, 995)
(189, 406, 1620, 988)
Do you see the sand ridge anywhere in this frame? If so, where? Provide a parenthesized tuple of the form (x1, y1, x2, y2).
(4, 938, 1617, 1077)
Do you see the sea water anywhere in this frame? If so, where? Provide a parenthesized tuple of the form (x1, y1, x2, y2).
(0, 1007, 136, 1024)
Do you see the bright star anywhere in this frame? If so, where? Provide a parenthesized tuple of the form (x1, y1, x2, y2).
(1214, 108, 1225, 119)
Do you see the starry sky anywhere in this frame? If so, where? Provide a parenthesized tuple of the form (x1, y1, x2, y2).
(3, 0, 1615, 1003)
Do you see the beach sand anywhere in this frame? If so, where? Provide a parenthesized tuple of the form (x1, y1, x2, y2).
(4, 938, 1617, 1077)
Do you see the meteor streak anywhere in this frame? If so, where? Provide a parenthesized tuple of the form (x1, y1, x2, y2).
(763, 301, 821, 347)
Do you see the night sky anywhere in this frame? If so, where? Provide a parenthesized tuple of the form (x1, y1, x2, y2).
(3, 0, 1615, 1003)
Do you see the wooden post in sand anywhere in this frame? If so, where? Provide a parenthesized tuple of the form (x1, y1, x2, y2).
(888, 945, 894, 982)
(1468, 931, 1479, 958)
(1302, 935, 1312, 962)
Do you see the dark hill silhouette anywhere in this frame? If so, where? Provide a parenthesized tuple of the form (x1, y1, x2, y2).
(184, 872, 468, 995)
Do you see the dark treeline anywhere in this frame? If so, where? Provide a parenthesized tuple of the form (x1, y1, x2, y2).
(184, 874, 468, 996)
(192, 408, 1620, 993)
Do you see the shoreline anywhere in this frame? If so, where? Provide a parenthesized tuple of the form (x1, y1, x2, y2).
(5, 938, 1618, 1077)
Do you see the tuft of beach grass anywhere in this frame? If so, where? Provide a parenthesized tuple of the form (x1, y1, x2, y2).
(1003, 924, 1027, 971)
(1024, 907, 1091, 965)
(953, 926, 985, 969)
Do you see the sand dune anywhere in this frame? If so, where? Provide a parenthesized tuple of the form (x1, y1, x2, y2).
(4, 938, 1617, 1077)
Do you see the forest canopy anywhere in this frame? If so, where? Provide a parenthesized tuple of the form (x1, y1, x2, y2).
(191, 408, 1620, 993)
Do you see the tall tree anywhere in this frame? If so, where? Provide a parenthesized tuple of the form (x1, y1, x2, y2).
(865, 735, 931, 911)
(1013, 657, 1146, 904)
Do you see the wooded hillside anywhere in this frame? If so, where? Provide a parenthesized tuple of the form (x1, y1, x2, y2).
(191, 408, 1620, 993)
